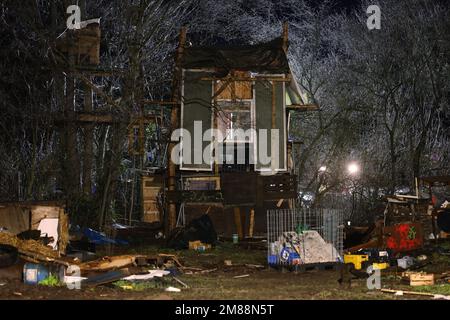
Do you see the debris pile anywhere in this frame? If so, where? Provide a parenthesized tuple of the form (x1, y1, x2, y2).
(0, 202, 189, 294)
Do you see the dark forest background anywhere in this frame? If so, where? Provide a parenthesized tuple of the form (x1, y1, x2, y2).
(0, 0, 449, 228)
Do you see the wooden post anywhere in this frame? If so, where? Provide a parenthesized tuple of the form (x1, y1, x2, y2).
(270, 81, 277, 172)
(83, 81, 93, 195)
(234, 207, 244, 239)
(167, 27, 187, 233)
(249, 208, 255, 238)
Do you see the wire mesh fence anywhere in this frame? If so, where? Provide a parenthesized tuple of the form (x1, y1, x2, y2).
(267, 207, 344, 267)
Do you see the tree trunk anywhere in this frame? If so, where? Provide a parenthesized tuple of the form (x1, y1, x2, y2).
(83, 82, 94, 195)
(64, 45, 81, 197)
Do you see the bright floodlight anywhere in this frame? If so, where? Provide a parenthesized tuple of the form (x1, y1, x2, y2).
(347, 162, 359, 175)
(319, 166, 327, 172)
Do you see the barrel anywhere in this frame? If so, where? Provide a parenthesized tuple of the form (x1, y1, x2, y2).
(23, 263, 49, 285)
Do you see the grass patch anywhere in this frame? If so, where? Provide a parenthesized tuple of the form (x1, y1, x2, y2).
(413, 284, 450, 295)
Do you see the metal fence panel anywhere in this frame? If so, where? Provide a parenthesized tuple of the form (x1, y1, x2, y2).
(267, 208, 344, 266)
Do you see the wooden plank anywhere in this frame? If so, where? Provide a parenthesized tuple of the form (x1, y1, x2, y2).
(141, 175, 163, 223)
(79, 255, 143, 272)
(420, 175, 450, 185)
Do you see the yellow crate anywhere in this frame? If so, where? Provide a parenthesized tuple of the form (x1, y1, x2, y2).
(344, 254, 369, 270)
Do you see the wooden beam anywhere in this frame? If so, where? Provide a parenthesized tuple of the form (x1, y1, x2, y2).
(286, 104, 319, 111)
(271, 82, 276, 129)
(248, 208, 255, 238)
(201, 76, 291, 82)
(213, 80, 219, 174)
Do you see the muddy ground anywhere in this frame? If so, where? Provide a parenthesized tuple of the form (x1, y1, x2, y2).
(0, 242, 449, 300)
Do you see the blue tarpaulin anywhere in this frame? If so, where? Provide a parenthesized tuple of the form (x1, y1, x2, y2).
(81, 227, 129, 245)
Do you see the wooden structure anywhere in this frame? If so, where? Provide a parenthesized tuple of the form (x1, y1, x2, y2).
(56, 18, 101, 65)
(164, 24, 317, 237)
